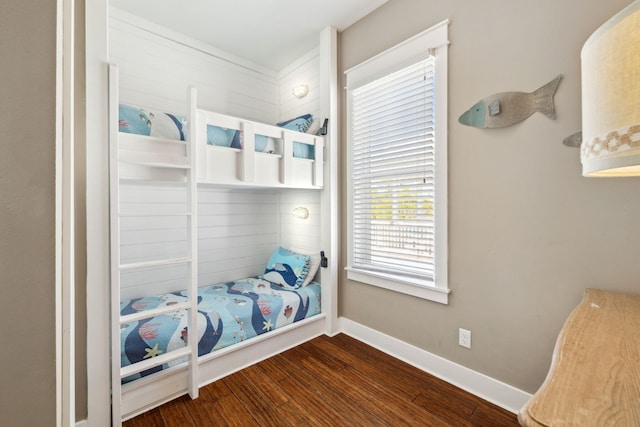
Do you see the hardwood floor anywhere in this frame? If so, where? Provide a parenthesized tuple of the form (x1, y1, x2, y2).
(123, 334, 520, 426)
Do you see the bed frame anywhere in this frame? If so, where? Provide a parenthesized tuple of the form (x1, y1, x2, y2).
(196, 110, 324, 189)
(109, 65, 336, 422)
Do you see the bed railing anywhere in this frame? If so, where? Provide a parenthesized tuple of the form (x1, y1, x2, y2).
(196, 110, 324, 188)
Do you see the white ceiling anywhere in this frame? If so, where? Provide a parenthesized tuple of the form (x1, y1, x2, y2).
(109, 0, 387, 71)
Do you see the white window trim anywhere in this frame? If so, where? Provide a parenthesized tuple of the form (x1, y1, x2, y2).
(345, 19, 449, 304)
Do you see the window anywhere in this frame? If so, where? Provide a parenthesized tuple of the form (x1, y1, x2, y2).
(346, 20, 449, 304)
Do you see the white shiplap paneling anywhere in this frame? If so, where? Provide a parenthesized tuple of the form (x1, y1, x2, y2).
(279, 190, 322, 283)
(278, 49, 321, 127)
(109, 14, 280, 124)
(197, 187, 280, 285)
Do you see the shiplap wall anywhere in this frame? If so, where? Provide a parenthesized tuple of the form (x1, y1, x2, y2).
(119, 185, 323, 300)
(119, 182, 190, 300)
(109, 10, 280, 124)
(111, 9, 324, 300)
(198, 187, 280, 285)
(280, 190, 322, 254)
(278, 50, 321, 126)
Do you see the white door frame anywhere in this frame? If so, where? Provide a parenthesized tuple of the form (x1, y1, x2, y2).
(56, 0, 75, 424)
(84, 0, 112, 424)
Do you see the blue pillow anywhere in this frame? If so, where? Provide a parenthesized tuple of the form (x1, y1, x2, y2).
(119, 104, 186, 141)
(207, 125, 238, 147)
(262, 247, 310, 288)
(277, 114, 313, 133)
(277, 114, 315, 159)
(119, 104, 151, 137)
(293, 142, 314, 160)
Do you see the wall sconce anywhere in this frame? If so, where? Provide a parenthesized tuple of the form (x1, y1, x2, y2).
(581, 1, 640, 177)
(292, 84, 309, 99)
(292, 207, 309, 219)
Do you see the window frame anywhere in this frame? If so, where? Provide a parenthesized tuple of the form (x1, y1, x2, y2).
(345, 19, 450, 304)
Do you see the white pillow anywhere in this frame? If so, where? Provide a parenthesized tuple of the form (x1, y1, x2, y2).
(288, 246, 321, 286)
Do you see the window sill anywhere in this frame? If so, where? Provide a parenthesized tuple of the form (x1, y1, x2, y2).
(346, 267, 449, 304)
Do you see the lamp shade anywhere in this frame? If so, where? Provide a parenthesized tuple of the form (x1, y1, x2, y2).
(581, 0, 640, 177)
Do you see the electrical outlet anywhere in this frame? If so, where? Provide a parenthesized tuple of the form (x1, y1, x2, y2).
(459, 328, 471, 349)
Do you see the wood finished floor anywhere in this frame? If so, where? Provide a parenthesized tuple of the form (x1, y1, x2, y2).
(123, 334, 520, 426)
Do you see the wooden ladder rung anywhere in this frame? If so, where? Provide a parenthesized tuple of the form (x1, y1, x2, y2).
(119, 257, 191, 270)
(118, 159, 192, 169)
(119, 212, 192, 217)
(120, 347, 192, 379)
(119, 301, 193, 324)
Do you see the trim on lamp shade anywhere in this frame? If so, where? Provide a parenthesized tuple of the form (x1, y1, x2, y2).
(581, 123, 640, 176)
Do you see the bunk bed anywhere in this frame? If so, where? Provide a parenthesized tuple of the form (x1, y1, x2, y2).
(109, 66, 333, 421)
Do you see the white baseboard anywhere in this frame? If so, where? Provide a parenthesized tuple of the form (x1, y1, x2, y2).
(339, 317, 531, 414)
(76, 419, 88, 427)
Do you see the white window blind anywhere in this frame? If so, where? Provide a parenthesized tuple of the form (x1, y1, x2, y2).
(350, 57, 436, 281)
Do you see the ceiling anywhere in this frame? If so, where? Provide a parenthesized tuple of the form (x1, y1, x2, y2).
(109, 0, 388, 71)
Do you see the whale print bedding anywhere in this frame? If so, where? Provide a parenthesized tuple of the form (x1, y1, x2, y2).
(120, 277, 321, 383)
(118, 103, 316, 159)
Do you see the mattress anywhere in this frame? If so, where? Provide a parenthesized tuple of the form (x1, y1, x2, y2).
(120, 277, 321, 383)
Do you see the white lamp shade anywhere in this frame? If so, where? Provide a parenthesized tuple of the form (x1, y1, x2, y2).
(581, 0, 640, 177)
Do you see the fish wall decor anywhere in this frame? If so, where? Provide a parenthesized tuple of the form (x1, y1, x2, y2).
(459, 75, 562, 129)
(563, 131, 582, 147)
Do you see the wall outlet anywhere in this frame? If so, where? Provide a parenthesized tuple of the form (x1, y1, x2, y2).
(459, 328, 471, 349)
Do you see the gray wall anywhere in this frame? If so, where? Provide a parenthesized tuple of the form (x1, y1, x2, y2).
(75, 0, 88, 420)
(0, 0, 58, 425)
(339, 0, 640, 394)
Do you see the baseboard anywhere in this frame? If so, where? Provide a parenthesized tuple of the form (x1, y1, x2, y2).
(76, 419, 88, 427)
(339, 317, 531, 414)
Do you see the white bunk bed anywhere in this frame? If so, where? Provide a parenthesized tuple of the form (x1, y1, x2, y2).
(196, 110, 324, 188)
(109, 65, 335, 422)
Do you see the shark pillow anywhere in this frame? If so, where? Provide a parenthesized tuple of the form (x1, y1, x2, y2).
(262, 247, 310, 288)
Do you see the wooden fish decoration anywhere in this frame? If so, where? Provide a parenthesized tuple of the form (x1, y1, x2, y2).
(459, 75, 562, 128)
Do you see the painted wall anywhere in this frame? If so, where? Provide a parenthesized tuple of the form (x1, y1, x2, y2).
(339, 0, 640, 394)
(0, 0, 57, 425)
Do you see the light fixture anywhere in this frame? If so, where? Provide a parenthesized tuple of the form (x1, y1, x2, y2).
(580, 1, 640, 177)
(292, 206, 309, 219)
(292, 84, 309, 99)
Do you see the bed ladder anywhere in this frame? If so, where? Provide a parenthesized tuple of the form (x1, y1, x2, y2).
(108, 64, 199, 424)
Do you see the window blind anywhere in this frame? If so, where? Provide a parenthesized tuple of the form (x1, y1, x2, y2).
(350, 56, 436, 281)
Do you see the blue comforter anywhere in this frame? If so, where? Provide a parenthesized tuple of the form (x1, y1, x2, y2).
(120, 277, 321, 383)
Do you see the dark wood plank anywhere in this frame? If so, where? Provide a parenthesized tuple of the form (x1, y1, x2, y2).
(470, 400, 521, 427)
(123, 408, 164, 427)
(413, 392, 476, 426)
(273, 348, 387, 426)
(179, 395, 230, 427)
(222, 372, 292, 427)
(276, 376, 342, 426)
(306, 334, 421, 400)
(240, 363, 290, 406)
(199, 378, 232, 403)
(157, 395, 196, 426)
(214, 393, 261, 427)
(122, 333, 520, 427)
(300, 353, 448, 426)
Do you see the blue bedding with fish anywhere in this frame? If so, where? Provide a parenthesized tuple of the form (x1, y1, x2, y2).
(120, 277, 321, 383)
(118, 103, 316, 159)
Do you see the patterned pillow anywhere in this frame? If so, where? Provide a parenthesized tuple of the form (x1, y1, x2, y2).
(277, 114, 315, 159)
(287, 246, 321, 286)
(119, 104, 186, 141)
(262, 247, 310, 288)
(207, 125, 238, 147)
(277, 114, 313, 133)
